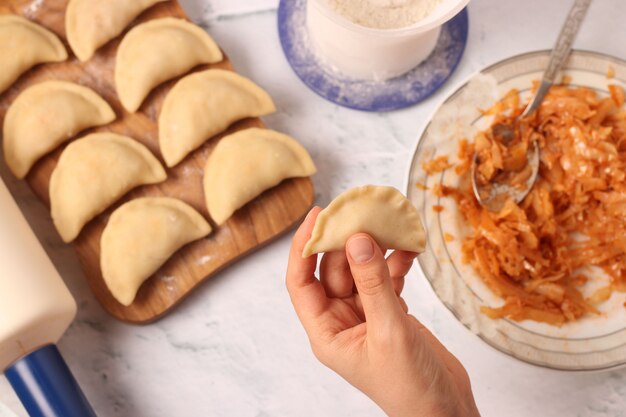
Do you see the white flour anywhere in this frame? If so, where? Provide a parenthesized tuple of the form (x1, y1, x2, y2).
(326, 0, 441, 29)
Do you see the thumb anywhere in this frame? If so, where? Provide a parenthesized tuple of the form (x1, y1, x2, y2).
(346, 234, 404, 332)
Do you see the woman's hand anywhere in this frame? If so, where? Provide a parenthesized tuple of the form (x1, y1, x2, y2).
(286, 207, 481, 417)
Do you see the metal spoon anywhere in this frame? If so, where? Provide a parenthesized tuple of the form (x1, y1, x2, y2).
(471, 0, 592, 211)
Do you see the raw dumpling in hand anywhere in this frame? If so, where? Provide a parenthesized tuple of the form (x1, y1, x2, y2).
(115, 18, 223, 112)
(50, 133, 167, 242)
(302, 186, 426, 257)
(0, 15, 67, 94)
(159, 69, 276, 167)
(66, 0, 168, 61)
(203, 128, 316, 225)
(3, 81, 116, 179)
(101, 197, 212, 306)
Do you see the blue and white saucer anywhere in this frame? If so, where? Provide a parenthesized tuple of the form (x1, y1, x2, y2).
(277, 0, 469, 112)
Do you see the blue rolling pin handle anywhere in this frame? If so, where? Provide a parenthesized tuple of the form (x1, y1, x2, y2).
(5, 345, 97, 417)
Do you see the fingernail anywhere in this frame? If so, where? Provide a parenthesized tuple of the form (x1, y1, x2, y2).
(305, 207, 319, 222)
(348, 236, 374, 264)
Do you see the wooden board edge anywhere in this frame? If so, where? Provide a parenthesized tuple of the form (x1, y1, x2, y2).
(110, 177, 315, 324)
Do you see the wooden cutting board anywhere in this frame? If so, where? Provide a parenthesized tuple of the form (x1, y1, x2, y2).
(0, 0, 314, 324)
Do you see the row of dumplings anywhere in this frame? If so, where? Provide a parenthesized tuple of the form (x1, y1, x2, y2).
(1, 27, 292, 236)
(4, 69, 276, 178)
(1, 0, 223, 114)
(1, 2, 317, 306)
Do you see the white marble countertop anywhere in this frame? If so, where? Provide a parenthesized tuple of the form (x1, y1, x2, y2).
(2, 0, 626, 416)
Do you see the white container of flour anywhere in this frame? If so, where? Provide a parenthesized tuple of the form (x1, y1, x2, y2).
(307, 0, 470, 80)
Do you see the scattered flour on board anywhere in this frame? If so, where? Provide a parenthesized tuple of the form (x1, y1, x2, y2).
(197, 255, 212, 266)
(326, 0, 442, 29)
(181, 165, 204, 178)
(22, 0, 44, 17)
(159, 275, 177, 292)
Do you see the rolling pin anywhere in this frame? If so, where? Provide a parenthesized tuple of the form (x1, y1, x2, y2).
(0, 177, 97, 417)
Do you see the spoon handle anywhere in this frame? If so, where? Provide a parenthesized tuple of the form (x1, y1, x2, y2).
(543, 0, 592, 84)
(522, 0, 592, 117)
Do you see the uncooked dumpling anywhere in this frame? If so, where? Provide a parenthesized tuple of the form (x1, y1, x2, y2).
(203, 128, 316, 225)
(115, 18, 223, 112)
(50, 133, 167, 242)
(0, 15, 67, 94)
(302, 186, 426, 257)
(101, 197, 211, 306)
(159, 69, 275, 167)
(3, 81, 115, 179)
(66, 0, 168, 61)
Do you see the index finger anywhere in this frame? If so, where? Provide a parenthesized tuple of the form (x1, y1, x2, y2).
(286, 207, 328, 327)
(386, 250, 418, 295)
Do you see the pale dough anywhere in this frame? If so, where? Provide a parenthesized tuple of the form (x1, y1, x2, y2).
(115, 17, 223, 112)
(101, 197, 212, 306)
(0, 15, 67, 94)
(3, 80, 115, 179)
(159, 69, 276, 167)
(66, 0, 168, 61)
(302, 185, 426, 256)
(50, 133, 167, 242)
(203, 128, 316, 225)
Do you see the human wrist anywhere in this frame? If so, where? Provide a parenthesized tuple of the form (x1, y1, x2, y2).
(383, 398, 480, 417)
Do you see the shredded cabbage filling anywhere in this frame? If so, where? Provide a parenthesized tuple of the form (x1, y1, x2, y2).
(432, 83, 626, 325)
